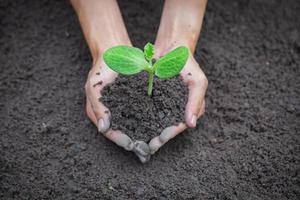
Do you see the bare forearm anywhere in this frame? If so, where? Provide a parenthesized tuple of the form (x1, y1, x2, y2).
(155, 0, 207, 55)
(71, 0, 131, 62)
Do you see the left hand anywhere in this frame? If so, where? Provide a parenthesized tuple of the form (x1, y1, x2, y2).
(85, 58, 151, 163)
(149, 52, 208, 154)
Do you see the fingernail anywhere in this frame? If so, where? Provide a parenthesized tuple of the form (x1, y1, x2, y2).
(98, 118, 110, 134)
(98, 119, 104, 132)
(191, 115, 197, 127)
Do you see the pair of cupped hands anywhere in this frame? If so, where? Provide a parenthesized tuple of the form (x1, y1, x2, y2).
(85, 46, 208, 163)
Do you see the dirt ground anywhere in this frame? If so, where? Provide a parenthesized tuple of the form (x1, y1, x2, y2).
(0, 0, 299, 199)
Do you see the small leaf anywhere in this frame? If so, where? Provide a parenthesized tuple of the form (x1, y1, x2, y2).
(103, 45, 149, 75)
(154, 46, 189, 79)
(144, 42, 154, 62)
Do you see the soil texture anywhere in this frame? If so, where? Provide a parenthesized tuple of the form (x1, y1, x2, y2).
(0, 0, 299, 199)
(102, 73, 187, 142)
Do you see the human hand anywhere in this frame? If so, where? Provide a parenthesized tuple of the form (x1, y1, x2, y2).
(149, 52, 208, 154)
(85, 58, 151, 163)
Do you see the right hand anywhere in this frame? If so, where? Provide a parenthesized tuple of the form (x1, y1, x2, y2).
(149, 49, 208, 154)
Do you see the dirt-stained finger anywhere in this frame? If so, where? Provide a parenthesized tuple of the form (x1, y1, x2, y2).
(149, 122, 187, 154)
(85, 68, 117, 134)
(104, 129, 135, 151)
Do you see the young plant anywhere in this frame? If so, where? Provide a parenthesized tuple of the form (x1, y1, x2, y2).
(103, 43, 189, 96)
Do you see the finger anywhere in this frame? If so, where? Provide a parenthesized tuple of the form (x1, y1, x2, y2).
(132, 141, 151, 163)
(86, 71, 116, 134)
(104, 129, 151, 163)
(89, 94, 111, 134)
(149, 122, 187, 154)
(104, 129, 134, 151)
(86, 98, 111, 135)
(184, 74, 208, 128)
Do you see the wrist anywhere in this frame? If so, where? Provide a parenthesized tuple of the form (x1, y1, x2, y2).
(74, 5, 131, 64)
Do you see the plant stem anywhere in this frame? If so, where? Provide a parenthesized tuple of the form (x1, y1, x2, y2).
(147, 71, 154, 96)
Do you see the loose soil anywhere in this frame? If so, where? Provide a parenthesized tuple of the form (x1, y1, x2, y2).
(0, 0, 299, 199)
(102, 73, 187, 142)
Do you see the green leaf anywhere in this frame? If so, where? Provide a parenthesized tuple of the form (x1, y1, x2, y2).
(144, 42, 154, 62)
(154, 46, 189, 79)
(103, 45, 149, 75)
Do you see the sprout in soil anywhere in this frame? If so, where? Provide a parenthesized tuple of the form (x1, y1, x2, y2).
(103, 42, 189, 96)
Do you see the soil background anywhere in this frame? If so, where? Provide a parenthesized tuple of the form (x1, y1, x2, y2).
(0, 0, 299, 199)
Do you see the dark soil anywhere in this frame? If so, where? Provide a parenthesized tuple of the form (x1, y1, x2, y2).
(102, 73, 187, 142)
(0, 0, 299, 199)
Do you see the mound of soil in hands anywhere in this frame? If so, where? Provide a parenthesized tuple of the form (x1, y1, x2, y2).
(101, 72, 188, 142)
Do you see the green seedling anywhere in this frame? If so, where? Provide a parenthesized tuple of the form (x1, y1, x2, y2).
(103, 43, 189, 96)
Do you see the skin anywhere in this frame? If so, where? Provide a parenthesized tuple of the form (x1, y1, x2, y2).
(71, 0, 208, 162)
